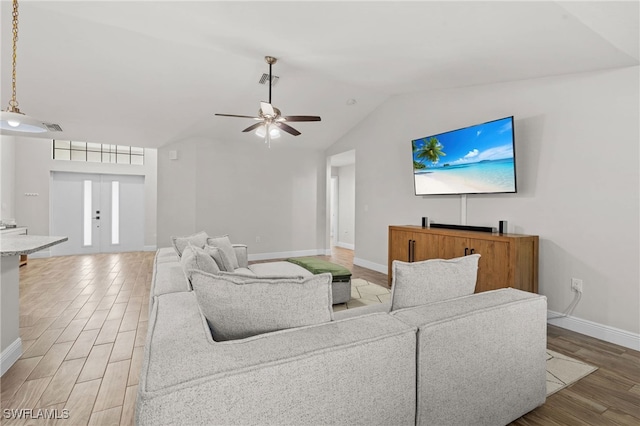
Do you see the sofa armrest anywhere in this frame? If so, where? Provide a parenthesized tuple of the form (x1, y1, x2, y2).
(137, 292, 417, 426)
(392, 288, 547, 426)
(232, 244, 248, 268)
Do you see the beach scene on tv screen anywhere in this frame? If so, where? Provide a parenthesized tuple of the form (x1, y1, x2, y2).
(413, 117, 516, 195)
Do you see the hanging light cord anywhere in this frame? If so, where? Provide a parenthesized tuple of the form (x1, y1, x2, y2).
(7, 0, 21, 113)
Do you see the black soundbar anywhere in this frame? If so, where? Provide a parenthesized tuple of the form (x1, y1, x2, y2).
(429, 223, 494, 233)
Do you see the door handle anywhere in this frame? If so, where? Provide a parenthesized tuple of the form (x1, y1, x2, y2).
(470, 248, 475, 254)
(93, 216, 100, 220)
(464, 247, 469, 256)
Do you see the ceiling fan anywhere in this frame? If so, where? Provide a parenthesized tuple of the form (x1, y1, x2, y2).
(215, 56, 321, 147)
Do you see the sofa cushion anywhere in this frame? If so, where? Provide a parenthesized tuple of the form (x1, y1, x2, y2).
(180, 244, 220, 281)
(207, 235, 239, 270)
(152, 263, 191, 296)
(155, 247, 179, 264)
(390, 254, 480, 310)
(190, 271, 334, 341)
(171, 231, 209, 257)
(248, 261, 313, 278)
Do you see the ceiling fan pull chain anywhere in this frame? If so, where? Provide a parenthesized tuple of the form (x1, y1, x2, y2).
(266, 124, 271, 148)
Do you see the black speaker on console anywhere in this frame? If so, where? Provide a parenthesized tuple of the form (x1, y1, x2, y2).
(498, 220, 507, 234)
(421, 217, 429, 228)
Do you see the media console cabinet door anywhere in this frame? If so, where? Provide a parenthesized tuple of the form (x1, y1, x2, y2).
(388, 230, 440, 282)
(388, 229, 413, 263)
(469, 238, 510, 292)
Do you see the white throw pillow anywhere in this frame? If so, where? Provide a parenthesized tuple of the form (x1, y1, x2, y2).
(190, 271, 334, 341)
(390, 254, 480, 311)
(207, 235, 239, 270)
(171, 231, 209, 257)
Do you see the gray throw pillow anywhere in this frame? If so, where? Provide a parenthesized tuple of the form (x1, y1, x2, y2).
(190, 271, 334, 341)
(207, 235, 239, 270)
(390, 254, 480, 311)
(171, 231, 209, 257)
(180, 244, 220, 282)
(205, 246, 229, 271)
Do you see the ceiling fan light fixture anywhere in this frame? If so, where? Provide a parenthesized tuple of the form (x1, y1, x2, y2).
(255, 124, 281, 139)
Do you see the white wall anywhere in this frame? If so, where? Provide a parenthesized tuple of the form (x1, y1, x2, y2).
(0, 136, 16, 221)
(10, 137, 158, 248)
(157, 137, 327, 258)
(337, 164, 355, 248)
(326, 67, 640, 339)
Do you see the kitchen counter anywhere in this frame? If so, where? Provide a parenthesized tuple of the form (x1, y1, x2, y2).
(1, 234, 68, 376)
(1, 234, 68, 256)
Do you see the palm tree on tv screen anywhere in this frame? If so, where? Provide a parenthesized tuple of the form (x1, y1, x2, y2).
(412, 140, 426, 170)
(415, 137, 446, 167)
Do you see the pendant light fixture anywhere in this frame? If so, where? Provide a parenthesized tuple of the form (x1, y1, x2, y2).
(0, 0, 48, 133)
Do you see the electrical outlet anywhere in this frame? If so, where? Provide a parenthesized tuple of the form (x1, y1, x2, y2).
(571, 278, 583, 293)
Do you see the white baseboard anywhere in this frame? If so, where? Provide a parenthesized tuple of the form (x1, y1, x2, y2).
(335, 242, 355, 250)
(353, 257, 387, 274)
(547, 310, 640, 351)
(1, 338, 22, 376)
(144, 245, 157, 252)
(248, 249, 326, 261)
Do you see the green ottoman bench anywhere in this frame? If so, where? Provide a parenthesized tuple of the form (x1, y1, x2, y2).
(286, 257, 352, 305)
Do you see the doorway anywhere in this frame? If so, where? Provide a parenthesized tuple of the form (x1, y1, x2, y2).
(50, 172, 145, 256)
(330, 176, 339, 246)
(328, 150, 356, 251)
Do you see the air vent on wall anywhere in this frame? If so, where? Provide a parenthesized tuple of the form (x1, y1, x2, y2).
(258, 73, 279, 86)
(43, 123, 63, 132)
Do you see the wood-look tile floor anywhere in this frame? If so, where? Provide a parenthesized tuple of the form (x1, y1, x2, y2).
(1, 247, 638, 425)
(1, 251, 154, 425)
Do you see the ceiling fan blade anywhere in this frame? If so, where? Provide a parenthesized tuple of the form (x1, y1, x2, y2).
(260, 102, 275, 117)
(275, 122, 301, 136)
(215, 113, 261, 119)
(282, 115, 322, 122)
(242, 122, 265, 133)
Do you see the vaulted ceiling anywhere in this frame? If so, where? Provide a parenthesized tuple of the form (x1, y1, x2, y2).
(1, 1, 638, 150)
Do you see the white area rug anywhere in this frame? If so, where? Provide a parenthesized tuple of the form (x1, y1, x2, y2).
(545, 349, 598, 396)
(337, 279, 598, 396)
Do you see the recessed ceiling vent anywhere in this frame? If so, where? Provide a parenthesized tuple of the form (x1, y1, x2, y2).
(258, 73, 279, 86)
(43, 123, 63, 132)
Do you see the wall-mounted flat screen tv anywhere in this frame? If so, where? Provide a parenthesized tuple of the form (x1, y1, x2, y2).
(412, 116, 517, 196)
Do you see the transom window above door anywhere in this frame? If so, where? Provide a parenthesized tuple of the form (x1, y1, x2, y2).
(52, 140, 144, 165)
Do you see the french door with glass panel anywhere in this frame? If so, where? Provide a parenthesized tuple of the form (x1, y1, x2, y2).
(50, 172, 144, 256)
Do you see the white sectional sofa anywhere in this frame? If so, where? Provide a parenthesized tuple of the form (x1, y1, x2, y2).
(137, 247, 548, 425)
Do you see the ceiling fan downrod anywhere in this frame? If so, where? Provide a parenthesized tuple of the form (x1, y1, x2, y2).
(265, 56, 277, 106)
